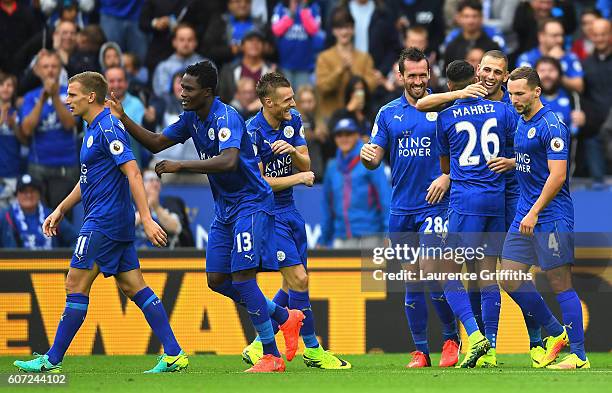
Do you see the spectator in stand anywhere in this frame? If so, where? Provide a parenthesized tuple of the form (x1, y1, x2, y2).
(319, 117, 390, 249)
(20, 50, 78, 211)
(571, 8, 601, 61)
(201, 0, 270, 68)
(41, 0, 95, 29)
(105, 66, 152, 169)
(0, 174, 77, 249)
(0, 0, 40, 75)
(466, 46, 486, 71)
(580, 18, 612, 189)
(329, 75, 374, 144)
(0, 73, 25, 209)
(513, 0, 577, 57)
(271, 0, 324, 89)
(443, 1, 507, 53)
(149, 72, 200, 183)
(218, 29, 274, 104)
(536, 56, 577, 126)
(344, 0, 401, 75)
(140, 0, 182, 72)
(231, 77, 262, 119)
(153, 23, 204, 97)
(391, 0, 445, 56)
(99, 41, 123, 72)
(516, 19, 584, 93)
(52, 20, 77, 73)
(123, 52, 149, 87)
(99, 0, 148, 61)
(443, 0, 500, 74)
(134, 169, 184, 249)
(295, 84, 325, 181)
(315, 7, 378, 123)
(68, 24, 106, 74)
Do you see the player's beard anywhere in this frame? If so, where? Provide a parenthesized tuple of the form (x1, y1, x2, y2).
(514, 100, 533, 116)
(404, 82, 426, 101)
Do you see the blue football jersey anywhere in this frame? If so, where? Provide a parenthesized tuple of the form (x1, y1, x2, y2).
(20, 86, 77, 167)
(246, 109, 307, 211)
(80, 108, 136, 241)
(436, 97, 517, 216)
(541, 88, 572, 125)
(500, 87, 521, 200)
(516, 48, 583, 78)
(514, 106, 573, 223)
(163, 98, 274, 223)
(370, 93, 448, 215)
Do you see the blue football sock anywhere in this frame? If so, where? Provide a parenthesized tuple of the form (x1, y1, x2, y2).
(507, 281, 564, 337)
(46, 293, 89, 365)
(426, 281, 458, 342)
(404, 282, 429, 354)
(557, 289, 586, 361)
(481, 284, 501, 348)
(468, 290, 484, 331)
(523, 311, 543, 348)
(266, 298, 289, 325)
(443, 280, 480, 336)
(271, 289, 289, 332)
(234, 279, 280, 357)
(253, 291, 288, 343)
(133, 287, 181, 356)
(210, 279, 243, 305)
(289, 289, 319, 348)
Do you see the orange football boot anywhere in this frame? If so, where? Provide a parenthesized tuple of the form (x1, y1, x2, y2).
(279, 309, 305, 361)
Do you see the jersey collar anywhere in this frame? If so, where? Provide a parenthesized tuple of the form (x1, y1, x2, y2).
(201, 97, 223, 125)
(255, 109, 287, 133)
(455, 96, 482, 104)
(399, 88, 432, 108)
(525, 105, 550, 123)
(88, 108, 110, 129)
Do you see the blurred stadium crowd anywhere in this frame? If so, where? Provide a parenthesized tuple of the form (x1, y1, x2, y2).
(0, 0, 611, 250)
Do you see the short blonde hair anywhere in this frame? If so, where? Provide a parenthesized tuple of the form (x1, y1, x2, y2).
(68, 71, 108, 105)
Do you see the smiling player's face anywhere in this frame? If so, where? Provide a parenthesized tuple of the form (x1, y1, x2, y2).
(477, 56, 507, 97)
(66, 81, 90, 117)
(180, 74, 209, 112)
(400, 59, 429, 101)
(267, 86, 296, 123)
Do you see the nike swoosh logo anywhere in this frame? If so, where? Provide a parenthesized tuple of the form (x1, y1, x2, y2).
(166, 357, 181, 367)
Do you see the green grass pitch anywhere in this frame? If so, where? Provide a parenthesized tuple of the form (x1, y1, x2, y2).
(1, 353, 611, 393)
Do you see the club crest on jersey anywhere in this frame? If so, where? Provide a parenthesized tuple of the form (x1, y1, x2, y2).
(208, 127, 215, 140)
(277, 250, 286, 262)
(371, 123, 378, 138)
(527, 127, 536, 139)
(426, 112, 438, 121)
(299, 125, 305, 138)
(551, 137, 564, 152)
(283, 125, 294, 138)
(218, 127, 231, 142)
(109, 140, 124, 155)
(86, 135, 93, 148)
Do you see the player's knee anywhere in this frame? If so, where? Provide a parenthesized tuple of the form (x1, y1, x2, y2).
(499, 279, 519, 293)
(65, 279, 87, 295)
(546, 271, 572, 294)
(206, 273, 228, 292)
(291, 272, 308, 292)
